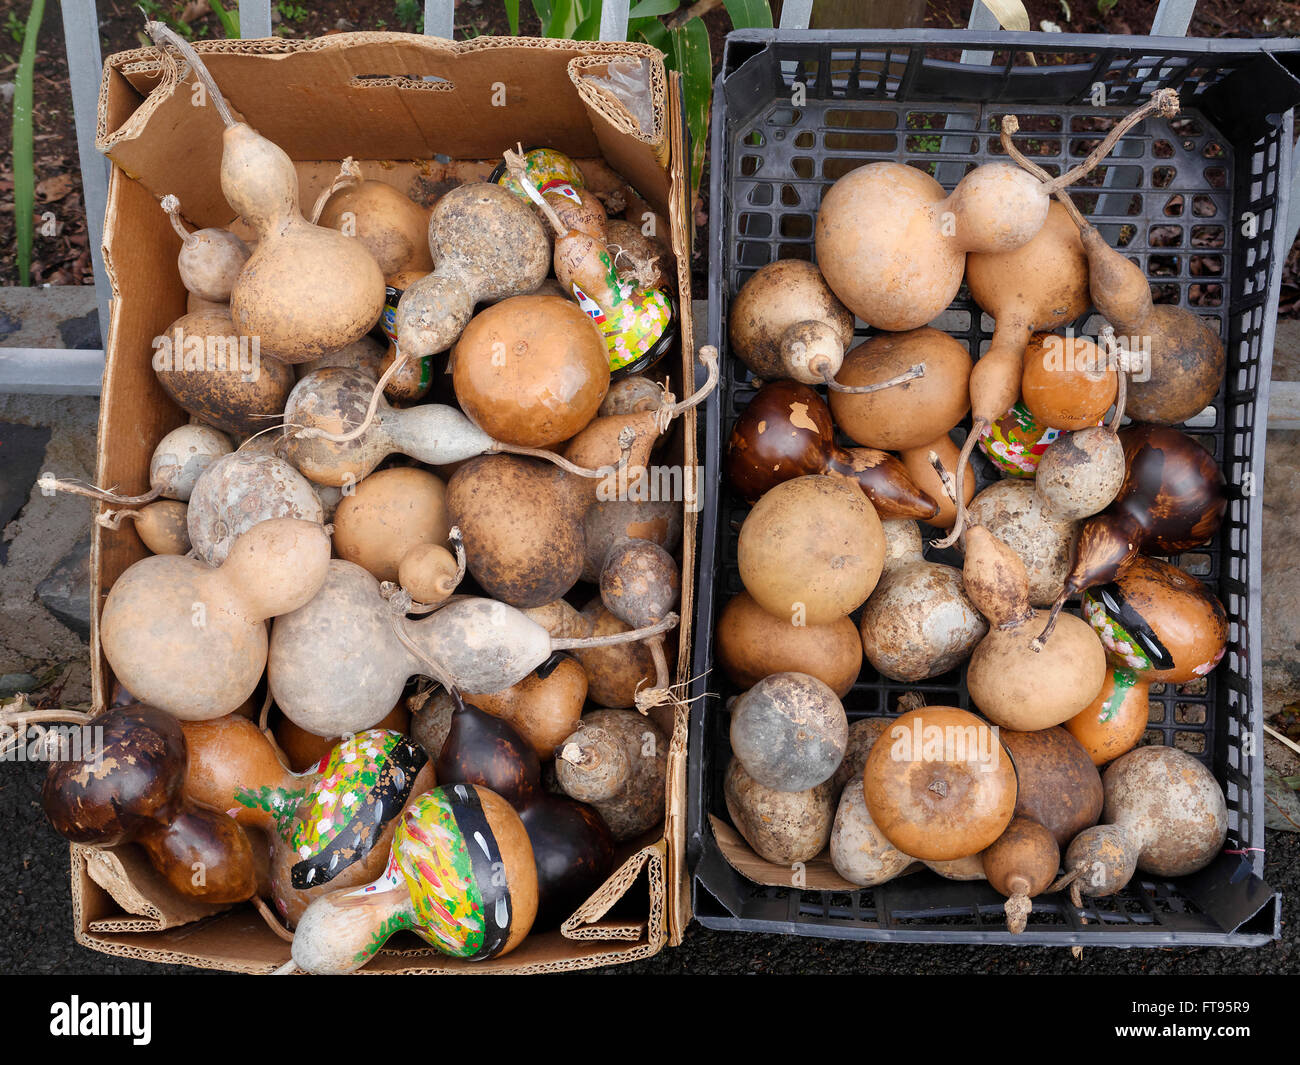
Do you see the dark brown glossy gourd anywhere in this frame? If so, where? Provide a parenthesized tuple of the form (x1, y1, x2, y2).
(435, 697, 615, 927)
(42, 705, 258, 905)
(726, 379, 939, 518)
(1036, 424, 1226, 645)
(998, 727, 1104, 849)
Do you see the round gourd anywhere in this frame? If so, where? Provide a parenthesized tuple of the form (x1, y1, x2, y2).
(724, 757, 835, 865)
(1020, 332, 1116, 431)
(999, 726, 1103, 849)
(862, 706, 1017, 861)
(1035, 426, 1126, 522)
(716, 590, 862, 698)
(829, 327, 972, 451)
(728, 673, 848, 792)
(148, 423, 233, 502)
(965, 479, 1079, 608)
(332, 467, 450, 584)
(860, 520, 985, 681)
(738, 475, 885, 625)
(1064, 668, 1150, 767)
(453, 294, 610, 449)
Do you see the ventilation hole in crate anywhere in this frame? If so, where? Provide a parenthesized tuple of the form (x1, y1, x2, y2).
(768, 106, 800, 126)
(1203, 141, 1227, 160)
(1146, 700, 1167, 724)
(1175, 703, 1207, 725)
(1116, 223, 1137, 248)
(907, 159, 941, 177)
(737, 242, 772, 267)
(1150, 282, 1180, 303)
(1204, 166, 1228, 189)
(778, 244, 813, 263)
(826, 108, 897, 130)
(780, 214, 814, 239)
(744, 130, 766, 147)
(1191, 224, 1225, 248)
(1191, 255, 1223, 277)
(794, 130, 816, 149)
(1190, 283, 1224, 306)
(1153, 139, 1175, 159)
(1178, 553, 1212, 577)
(1148, 224, 1182, 248)
(822, 157, 866, 181)
(737, 213, 773, 238)
(1149, 681, 1166, 697)
(747, 184, 774, 206)
(1152, 166, 1176, 189)
(1005, 134, 1058, 158)
(1148, 254, 1180, 276)
(740, 155, 761, 176)
(1140, 730, 1164, 747)
(1170, 117, 1203, 137)
(780, 184, 801, 207)
(906, 133, 948, 153)
(1164, 194, 1184, 217)
(1192, 194, 1218, 217)
(1174, 731, 1207, 754)
(792, 157, 815, 179)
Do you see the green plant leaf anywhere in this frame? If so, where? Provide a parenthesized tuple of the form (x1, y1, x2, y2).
(209, 0, 240, 37)
(546, 0, 576, 36)
(505, 0, 521, 34)
(14, 0, 44, 286)
(670, 16, 711, 195)
(630, 15, 671, 53)
(574, 0, 603, 39)
(628, 0, 681, 18)
(531, 0, 555, 34)
(722, 0, 772, 30)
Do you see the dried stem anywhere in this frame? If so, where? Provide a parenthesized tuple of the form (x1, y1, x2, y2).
(146, 21, 237, 129)
(824, 362, 925, 396)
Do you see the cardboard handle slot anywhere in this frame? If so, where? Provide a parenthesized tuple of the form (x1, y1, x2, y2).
(349, 73, 454, 91)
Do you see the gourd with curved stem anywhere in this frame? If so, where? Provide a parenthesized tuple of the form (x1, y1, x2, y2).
(729, 260, 924, 393)
(310, 157, 434, 277)
(181, 714, 434, 926)
(503, 149, 675, 375)
(147, 24, 385, 364)
(814, 93, 1176, 333)
(1063, 745, 1227, 903)
(290, 785, 538, 972)
(933, 199, 1092, 547)
(99, 500, 191, 555)
(159, 193, 250, 303)
(726, 379, 939, 518)
(37, 704, 260, 905)
(283, 367, 621, 487)
(1034, 424, 1227, 648)
(598, 536, 680, 711)
(268, 559, 679, 737)
(395, 183, 550, 362)
(1003, 117, 1225, 427)
(102, 518, 331, 721)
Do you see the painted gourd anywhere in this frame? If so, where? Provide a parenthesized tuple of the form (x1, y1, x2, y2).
(726, 379, 938, 518)
(1065, 668, 1151, 766)
(1081, 555, 1228, 684)
(101, 518, 331, 720)
(181, 714, 433, 925)
(977, 401, 1062, 478)
(42, 705, 258, 904)
(290, 785, 538, 972)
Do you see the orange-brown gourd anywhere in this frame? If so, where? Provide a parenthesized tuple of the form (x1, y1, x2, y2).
(1064, 668, 1150, 766)
(1020, 332, 1117, 431)
(862, 706, 1017, 861)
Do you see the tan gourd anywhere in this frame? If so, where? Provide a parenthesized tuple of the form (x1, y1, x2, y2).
(148, 26, 386, 364)
(98, 500, 191, 556)
(159, 193, 250, 303)
(555, 709, 667, 841)
(464, 654, 588, 760)
(312, 158, 435, 276)
(101, 518, 331, 720)
(964, 479, 1079, 608)
(331, 467, 450, 585)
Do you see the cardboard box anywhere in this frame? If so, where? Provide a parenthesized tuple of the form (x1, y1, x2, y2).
(82, 33, 696, 973)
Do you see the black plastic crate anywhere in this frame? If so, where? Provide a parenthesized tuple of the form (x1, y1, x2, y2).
(688, 29, 1298, 946)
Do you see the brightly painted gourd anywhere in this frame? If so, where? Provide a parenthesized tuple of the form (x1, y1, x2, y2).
(290, 785, 538, 972)
(181, 714, 434, 925)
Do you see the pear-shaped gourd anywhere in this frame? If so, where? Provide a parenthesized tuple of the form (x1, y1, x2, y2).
(101, 518, 331, 720)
